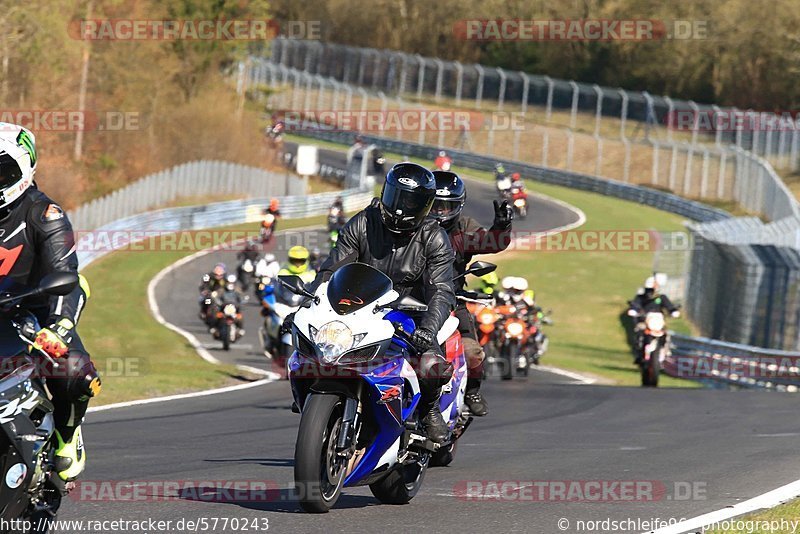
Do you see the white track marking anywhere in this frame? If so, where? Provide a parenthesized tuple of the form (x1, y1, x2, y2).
(644, 479, 800, 534)
(146, 224, 319, 368)
(533, 364, 597, 385)
(87, 377, 276, 413)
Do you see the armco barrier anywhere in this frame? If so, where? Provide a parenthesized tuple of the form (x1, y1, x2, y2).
(77, 188, 373, 268)
(666, 334, 800, 391)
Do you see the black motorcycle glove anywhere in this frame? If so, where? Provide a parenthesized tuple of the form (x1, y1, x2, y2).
(280, 312, 296, 336)
(410, 327, 436, 354)
(493, 199, 514, 228)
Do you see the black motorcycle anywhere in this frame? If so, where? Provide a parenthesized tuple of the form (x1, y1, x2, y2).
(0, 272, 80, 532)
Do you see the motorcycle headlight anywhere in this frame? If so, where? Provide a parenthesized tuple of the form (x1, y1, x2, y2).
(478, 312, 495, 324)
(309, 321, 366, 364)
(506, 321, 524, 337)
(223, 304, 237, 316)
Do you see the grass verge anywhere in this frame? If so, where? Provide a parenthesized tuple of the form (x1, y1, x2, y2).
(80, 215, 325, 406)
(705, 500, 800, 533)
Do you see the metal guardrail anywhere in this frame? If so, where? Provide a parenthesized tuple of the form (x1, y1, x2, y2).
(77, 187, 373, 268)
(666, 334, 800, 390)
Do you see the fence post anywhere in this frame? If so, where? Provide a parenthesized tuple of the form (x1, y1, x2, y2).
(415, 54, 425, 102)
(568, 81, 579, 130)
(544, 76, 554, 122)
(475, 64, 485, 110)
(497, 67, 507, 111)
(593, 84, 603, 137)
(434, 58, 444, 102)
(454, 61, 464, 106)
(520, 72, 530, 113)
(665, 96, 674, 142)
(619, 89, 629, 140)
(712, 104, 723, 148)
(651, 140, 660, 185)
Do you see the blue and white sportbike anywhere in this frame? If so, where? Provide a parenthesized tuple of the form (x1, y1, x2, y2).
(280, 260, 496, 513)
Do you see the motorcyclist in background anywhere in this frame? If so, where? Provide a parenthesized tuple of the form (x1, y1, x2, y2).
(0, 124, 100, 482)
(304, 163, 456, 443)
(261, 198, 281, 242)
(628, 274, 680, 362)
(210, 274, 244, 337)
(308, 247, 325, 272)
(428, 171, 513, 416)
(236, 239, 261, 292)
(328, 196, 346, 233)
(497, 277, 546, 321)
(433, 150, 452, 171)
(199, 263, 227, 320)
(475, 271, 500, 296)
(279, 246, 317, 284)
(493, 162, 506, 182)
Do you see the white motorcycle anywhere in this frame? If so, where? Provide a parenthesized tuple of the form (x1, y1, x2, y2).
(281, 261, 496, 512)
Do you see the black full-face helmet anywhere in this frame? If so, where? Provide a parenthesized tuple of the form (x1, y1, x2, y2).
(430, 170, 466, 230)
(379, 163, 436, 234)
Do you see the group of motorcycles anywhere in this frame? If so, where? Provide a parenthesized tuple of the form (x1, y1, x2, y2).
(468, 278, 552, 380)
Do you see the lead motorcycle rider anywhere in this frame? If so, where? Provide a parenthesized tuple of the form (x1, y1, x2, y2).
(429, 171, 513, 416)
(0, 123, 101, 482)
(299, 162, 457, 443)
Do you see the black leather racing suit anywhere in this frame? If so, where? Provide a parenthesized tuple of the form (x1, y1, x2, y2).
(445, 215, 512, 381)
(0, 186, 99, 440)
(314, 199, 456, 390)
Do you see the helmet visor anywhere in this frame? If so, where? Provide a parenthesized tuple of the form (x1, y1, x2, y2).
(0, 153, 22, 188)
(381, 183, 434, 231)
(430, 198, 463, 223)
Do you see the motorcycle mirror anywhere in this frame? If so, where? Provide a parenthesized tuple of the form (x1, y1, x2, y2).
(391, 295, 428, 313)
(278, 275, 316, 299)
(38, 272, 80, 296)
(461, 261, 497, 279)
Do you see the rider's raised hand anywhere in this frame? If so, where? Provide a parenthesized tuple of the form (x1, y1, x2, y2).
(493, 199, 514, 228)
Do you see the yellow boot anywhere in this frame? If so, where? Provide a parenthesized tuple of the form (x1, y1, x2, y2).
(53, 426, 86, 481)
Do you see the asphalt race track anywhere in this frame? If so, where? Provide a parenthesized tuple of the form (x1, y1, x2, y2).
(60, 147, 800, 533)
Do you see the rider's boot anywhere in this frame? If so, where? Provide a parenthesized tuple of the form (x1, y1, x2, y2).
(464, 378, 488, 416)
(54, 426, 86, 481)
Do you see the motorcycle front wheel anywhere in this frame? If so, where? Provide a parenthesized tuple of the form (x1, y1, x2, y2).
(500, 344, 514, 381)
(294, 394, 347, 513)
(221, 323, 230, 351)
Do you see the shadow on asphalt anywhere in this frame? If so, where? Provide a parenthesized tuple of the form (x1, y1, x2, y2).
(205, 457, 294, 467)
(177, 485, 377, 513)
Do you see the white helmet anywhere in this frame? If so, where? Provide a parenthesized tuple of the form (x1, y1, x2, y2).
(512, 277, 529, 291)
(0, 124, 36, 210)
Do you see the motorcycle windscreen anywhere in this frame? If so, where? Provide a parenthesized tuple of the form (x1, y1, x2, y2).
(327, 262, 392, 315)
